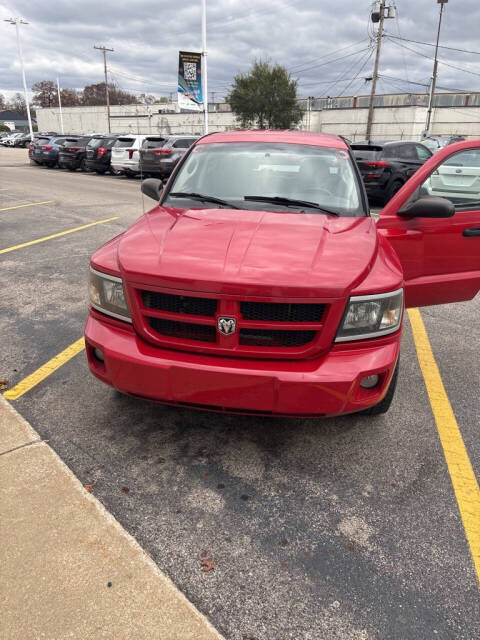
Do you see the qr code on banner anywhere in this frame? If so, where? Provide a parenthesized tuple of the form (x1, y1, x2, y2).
(184, 62, 197, 81)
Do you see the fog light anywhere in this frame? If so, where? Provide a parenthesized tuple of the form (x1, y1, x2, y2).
(360, 374, 379, 389)
(94, 347, 104, 362)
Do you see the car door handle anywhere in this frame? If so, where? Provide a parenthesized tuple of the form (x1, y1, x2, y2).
(463, 227, 480, 237)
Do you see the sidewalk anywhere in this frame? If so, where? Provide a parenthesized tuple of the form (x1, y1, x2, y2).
(0, 395, 225, 640)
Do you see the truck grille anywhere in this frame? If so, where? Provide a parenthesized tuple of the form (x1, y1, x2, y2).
(240, 301, 324, 322)
(239, 329, 315, 347)
(148, 318, 216, 342)
(142, 291, 217, 317)
(136, 288, 329, 359)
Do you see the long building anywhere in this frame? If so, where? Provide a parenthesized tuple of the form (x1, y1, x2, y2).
(35, 91, 480, 140)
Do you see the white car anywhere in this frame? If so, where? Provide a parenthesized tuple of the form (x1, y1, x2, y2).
(111, 134, 147, 176)
(2, 132, 23, 146)
(424, 149, 480, 204)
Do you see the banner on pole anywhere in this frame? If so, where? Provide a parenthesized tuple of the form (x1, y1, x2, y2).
(178, 51, 203, 111)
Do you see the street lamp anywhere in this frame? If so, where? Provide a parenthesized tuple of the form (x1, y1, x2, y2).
(4, 18, 34, 141)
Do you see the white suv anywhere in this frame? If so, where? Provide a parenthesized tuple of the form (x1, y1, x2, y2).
(110, 134, 147, 176)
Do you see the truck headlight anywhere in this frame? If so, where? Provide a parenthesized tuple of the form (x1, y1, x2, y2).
(89, 268, 131, 322)
(335, 289, 403, 342)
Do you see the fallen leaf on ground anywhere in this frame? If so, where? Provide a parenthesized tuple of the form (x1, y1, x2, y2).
(122, 486, 130, 493)
(200, 555, 216, 573)
(200, 550, 208, 559)
(0, 378, 8, 391)
(84, 484, 94, 493)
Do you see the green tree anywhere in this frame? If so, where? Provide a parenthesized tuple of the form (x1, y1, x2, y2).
(227, 60, 304, 129)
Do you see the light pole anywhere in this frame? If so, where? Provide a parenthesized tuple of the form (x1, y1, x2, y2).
(424, 0, 448, 138)
(56, 77, 64, 134)
(4, 18, 34, 141)
(201, 0, 208, 134)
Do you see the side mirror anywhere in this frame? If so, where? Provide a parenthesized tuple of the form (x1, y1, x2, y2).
(141, 178, 163, 202)
(398, 196, 455, 218)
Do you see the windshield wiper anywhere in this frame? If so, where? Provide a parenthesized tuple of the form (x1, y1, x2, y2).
(243, 195, 339, 216)
(169, 191, 241, 209)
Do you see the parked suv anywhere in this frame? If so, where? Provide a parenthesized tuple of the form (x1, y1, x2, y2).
(44, 136, 79, 168)
(352, 141, 432, 203)
(59, 136, 94, 171)
(84, 132, 480, 417)
(110, 135, 147, 177)
(85, 135, 119, 174)
(29, 134, 58, 165)
(139, 134, 197, 178)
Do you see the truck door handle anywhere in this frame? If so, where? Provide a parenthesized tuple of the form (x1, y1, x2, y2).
(463, 227, 480, 237)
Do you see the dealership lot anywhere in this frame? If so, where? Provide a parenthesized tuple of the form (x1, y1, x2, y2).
(1, 147, 479, 639)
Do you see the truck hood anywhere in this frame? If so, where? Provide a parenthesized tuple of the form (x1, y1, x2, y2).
(117, 206, 378, 298)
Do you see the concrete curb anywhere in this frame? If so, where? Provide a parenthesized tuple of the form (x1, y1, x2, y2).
(0, 394, 225, 640)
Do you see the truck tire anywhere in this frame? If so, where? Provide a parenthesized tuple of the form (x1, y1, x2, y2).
(358, 360, 399, 416)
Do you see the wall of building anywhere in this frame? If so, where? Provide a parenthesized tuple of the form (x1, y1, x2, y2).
(36, 97, 480, 141)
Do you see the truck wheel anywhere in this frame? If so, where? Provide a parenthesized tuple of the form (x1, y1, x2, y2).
(358, 360, 399, 416)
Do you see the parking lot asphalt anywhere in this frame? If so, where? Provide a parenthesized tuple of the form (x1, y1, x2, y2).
(1, 147, 479, 640)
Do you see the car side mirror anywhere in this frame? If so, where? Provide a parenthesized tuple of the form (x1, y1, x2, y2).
(398, 196, 455, 218)
(141, 178, 163, 202)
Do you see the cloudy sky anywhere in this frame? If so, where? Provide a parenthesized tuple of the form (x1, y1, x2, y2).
(1, 0, 480, 103)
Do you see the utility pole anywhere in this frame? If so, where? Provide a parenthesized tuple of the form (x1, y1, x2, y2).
(424, 0, 448, 138)
(94, 45, 114, 133)
(201, 0, 208, 134)
(366, 1, 385, 142)
(56, 77, 64, 134)
(4, 18, 34, 141)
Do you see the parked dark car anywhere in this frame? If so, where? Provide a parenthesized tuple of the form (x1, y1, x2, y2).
(85, 135, 119, 174)
(29, 134, 56, 165)
(139, 134, 198, 179)
(30, 135, 78, 168)
(13, 132, 32, 147)
(351, 140, 432, 203)
(59, 136, 94, 171)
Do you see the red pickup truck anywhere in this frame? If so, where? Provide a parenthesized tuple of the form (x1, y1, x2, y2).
(85, 131, 480, 417)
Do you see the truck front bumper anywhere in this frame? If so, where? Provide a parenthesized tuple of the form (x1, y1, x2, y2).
(85, 313, 401, 417)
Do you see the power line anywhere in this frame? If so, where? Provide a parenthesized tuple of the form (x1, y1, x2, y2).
(293, 46, 372, 75)
(384, 33, 480, 57)
(286, 39, 369, 73)
(341, 48, 375, 96)
(393, 5, 410, 85)
(387, 37, 480, 80)
(318, 44, 374, 97)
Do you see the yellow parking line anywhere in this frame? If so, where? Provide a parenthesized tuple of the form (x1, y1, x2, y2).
(408, 308, 480, 584)
(0, 216, 119, 255)
(3, 338, 85, 400)
(0, 200, 53, 212)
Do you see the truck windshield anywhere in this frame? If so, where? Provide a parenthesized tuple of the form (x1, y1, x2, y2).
(164, 142, 365, 216)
